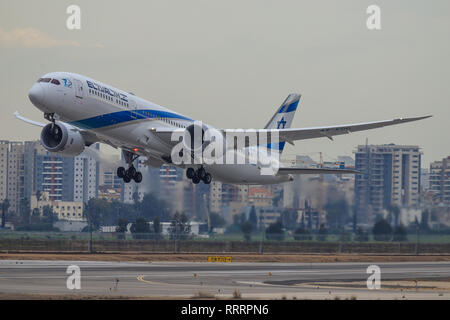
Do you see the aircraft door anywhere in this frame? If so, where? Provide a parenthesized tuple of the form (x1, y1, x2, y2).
(129, 99, 138, 119)
(74, 79, 84, 98)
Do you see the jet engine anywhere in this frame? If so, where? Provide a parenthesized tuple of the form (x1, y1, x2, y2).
(183, 122, 208, 152)
(180, 123, 229, 164)
(40, 121, 85, 156)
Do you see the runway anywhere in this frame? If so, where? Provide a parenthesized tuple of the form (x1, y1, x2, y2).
(0, 260, 450, 299)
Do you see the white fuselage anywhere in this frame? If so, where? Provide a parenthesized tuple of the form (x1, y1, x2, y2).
(28, 72, 292, 185)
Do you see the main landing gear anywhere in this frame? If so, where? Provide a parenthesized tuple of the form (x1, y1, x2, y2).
(117, 151, 142, 183)
(186, 166, 212, 184)
(117, 166, 142, 183)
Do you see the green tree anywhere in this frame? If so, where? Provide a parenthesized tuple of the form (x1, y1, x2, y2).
(281, 209, 298, 231)
(83, 198, 110, 229)
(83, 198, 133, 229)
(317, 223, 328, 241)
(265, 220, 284, 241)
(116, 217, 128, 239)
(153, 216, 162, 239)
(272, 190, 283, 207)
(209, 212, 226, 229)
(393, 224, 408, 241)
(233, 213, 246, 226)
(390, 205, 400, 227)
(293, 227, 312, 241)
(373, 219, 392, 241)
(42, 205, 57, 224)
(1, 199, 10, 228)
(130, 216, 151, 239)
(82, 194, 170, 231)
(240, 221, 253, 241)
(355, 226, 369, 242)
(30, 208, 41, 224)
(339, 229, 352, 242)
(116, 218, 129, 233)
(19, 197, 31, 225)
(131, 216, 150, 233)
(35, 190, 42, 201)
(325, 198, 349, 231)
(132, 191, 140, 211)
(420, 210, 430, 233)
(139, 193, 171, 221)
(248, 206, 258, 228)
(168, 212, 191, 240)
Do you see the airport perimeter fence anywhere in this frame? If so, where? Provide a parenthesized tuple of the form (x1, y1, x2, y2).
(1, 230, 450, 254)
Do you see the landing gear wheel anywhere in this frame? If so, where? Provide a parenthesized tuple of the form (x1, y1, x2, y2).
(123, 175, 131, 183)
(117, 167, 126, 178)
(186, 168, 195, 179)
(44, 113, 55, 122)
(192, 175, 200, 184)
(203, 173, 212, 184)
(127, 166, 136, 178)
(133, 172, 142, 183)
(197, 167, 206, 180)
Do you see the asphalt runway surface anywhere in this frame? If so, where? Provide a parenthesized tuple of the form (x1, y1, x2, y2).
(0, 260, 450, 299)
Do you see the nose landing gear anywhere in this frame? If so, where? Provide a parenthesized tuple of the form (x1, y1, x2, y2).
(44, 113, 58, 135)
(186, 167, 212, 184)
(44, 112, 55, 123)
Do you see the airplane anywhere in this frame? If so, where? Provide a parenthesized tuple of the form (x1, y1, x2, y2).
(17, 72, 431, 185)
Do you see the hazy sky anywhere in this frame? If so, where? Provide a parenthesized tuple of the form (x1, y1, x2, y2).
(0, 0, 448, 166)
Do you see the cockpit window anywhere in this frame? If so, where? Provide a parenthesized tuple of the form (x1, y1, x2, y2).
(38, 78, 51, 83)
(51, 79, 60, 85)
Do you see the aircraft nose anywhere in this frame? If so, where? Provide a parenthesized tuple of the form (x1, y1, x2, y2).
(28, 83, 44, 105)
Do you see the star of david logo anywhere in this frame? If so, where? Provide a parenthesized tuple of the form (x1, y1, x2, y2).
(277, 117, 287, 129)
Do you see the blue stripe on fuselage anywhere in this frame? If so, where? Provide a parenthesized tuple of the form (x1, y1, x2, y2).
(69, 109, 193, 130)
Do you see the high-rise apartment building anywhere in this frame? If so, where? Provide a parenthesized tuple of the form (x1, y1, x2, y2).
(0, 141, 9, 203)
(0, 140, 99, 217)
(354, 144, 421, 224)
(429, 156, 450, 205)
(209, 181, 248, 213)
(7, 142, 25, 213)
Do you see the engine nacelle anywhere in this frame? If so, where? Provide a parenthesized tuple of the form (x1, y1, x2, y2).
(40, 121, 85, 156)
(183, 122, 208, 152)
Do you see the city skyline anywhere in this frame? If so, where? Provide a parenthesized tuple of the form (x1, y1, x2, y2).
(1, 1, 449, 167)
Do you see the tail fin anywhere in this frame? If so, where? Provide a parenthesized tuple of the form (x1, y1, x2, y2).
(264, 93, 300, 153)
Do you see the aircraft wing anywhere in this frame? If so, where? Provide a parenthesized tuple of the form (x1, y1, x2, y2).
(14, 111, 101, 146)
(152, 116, 431, 148)
(277, 167, 359, 175)
(14, 111, 46, 127)
(276, 115, 431, 142)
